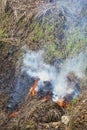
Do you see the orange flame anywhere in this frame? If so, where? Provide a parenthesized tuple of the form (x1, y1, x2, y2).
(58, 100, 70, 108)
(29, 79, 39, 96)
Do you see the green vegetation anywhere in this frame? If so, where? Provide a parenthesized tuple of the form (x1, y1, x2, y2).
(26, 121, 36, 130)
(0, 12, 15, 38)
(0, 29, 4, 38)
(29, 22, 54, 43)
(71, 98, 78, 106)
(44, 43, 63, 62)
(0, 2, 87, 63)
(65, 27, 87, 56)
(27, 15, 87, 63)
(27, 13, 66, 61)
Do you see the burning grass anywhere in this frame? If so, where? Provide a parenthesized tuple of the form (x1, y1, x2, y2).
(29, 79, 71, 108)
(0, 87, 87, 130)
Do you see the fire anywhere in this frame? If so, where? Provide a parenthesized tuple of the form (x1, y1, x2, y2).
(29, 79, 39, 96)
(57, 100, 70, 108)
(29, 78, 70, 108)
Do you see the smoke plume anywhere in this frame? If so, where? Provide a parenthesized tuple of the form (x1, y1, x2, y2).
(21, 0, 87, 101)
(21, 49, 86, 101)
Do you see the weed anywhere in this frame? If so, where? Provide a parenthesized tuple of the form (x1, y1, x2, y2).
(26, 121, 36, 129)
(0, 30, 4, 38)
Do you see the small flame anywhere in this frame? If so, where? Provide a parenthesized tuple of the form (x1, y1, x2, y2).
(57, 100, 70, 108)
(29, 79, 39, 96)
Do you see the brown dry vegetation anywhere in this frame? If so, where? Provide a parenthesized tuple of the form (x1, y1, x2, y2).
(0, 0, 87, 130)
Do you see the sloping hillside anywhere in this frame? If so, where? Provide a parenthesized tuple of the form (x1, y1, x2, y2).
(0, 0, 87, 130)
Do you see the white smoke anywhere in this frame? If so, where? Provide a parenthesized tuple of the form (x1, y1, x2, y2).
(22, 50, 57, 82)
(37, 0, 87, 34)
(21, 49, 86, 101)
(53, 52, 87, 101)
(21, 0, 87, 101)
